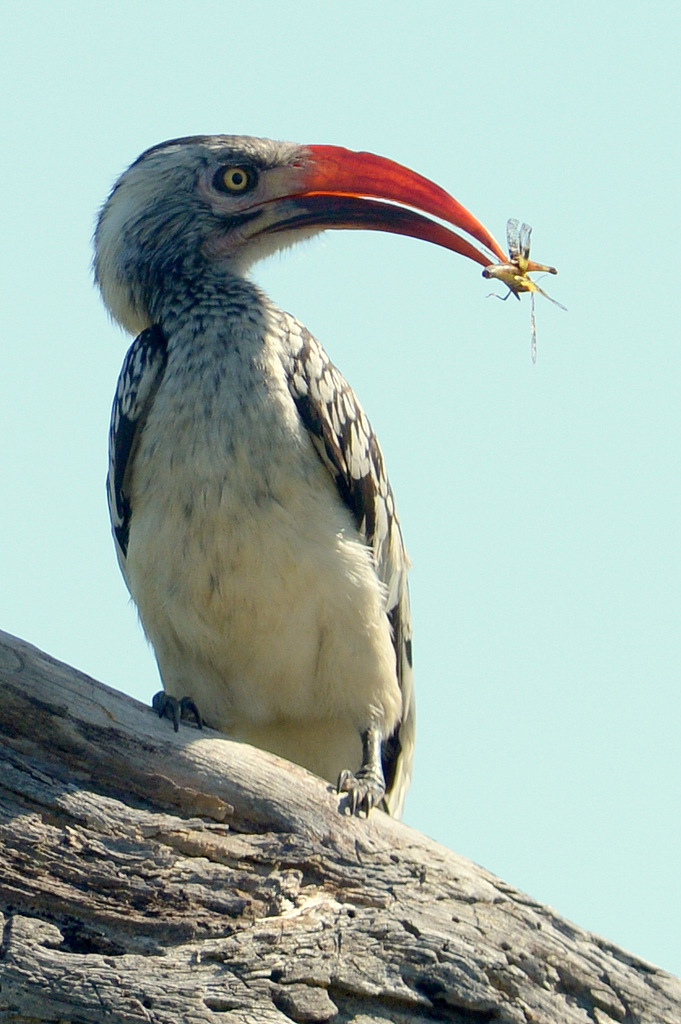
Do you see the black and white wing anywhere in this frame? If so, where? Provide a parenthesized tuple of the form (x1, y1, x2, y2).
(107, 324, 168, 563)
(280, 312, 415, 817)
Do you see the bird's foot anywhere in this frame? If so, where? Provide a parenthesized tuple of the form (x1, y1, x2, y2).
(337, 766, 385, 817)
(337, 725, 387, 816)
(152, 691, 203, 732)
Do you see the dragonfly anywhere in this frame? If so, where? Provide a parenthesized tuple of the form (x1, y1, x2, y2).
(482, 219, 566, 364)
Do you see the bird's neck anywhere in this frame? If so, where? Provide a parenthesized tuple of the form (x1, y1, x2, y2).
(147, 268, 271, 346)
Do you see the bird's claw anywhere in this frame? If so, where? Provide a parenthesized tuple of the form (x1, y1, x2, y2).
(337, 767, 385, 817)
(152, 691, 203, 732)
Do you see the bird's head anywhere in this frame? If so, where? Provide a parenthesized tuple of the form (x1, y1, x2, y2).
(94, 135, 506, 335)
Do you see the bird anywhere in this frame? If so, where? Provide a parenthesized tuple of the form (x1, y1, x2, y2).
(94, 135, 506, 818)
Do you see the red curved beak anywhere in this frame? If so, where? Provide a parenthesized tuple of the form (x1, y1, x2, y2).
(277, 145, 507, 269)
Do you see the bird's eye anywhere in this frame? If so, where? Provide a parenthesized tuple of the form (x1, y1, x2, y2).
(214, 165, 257, 194)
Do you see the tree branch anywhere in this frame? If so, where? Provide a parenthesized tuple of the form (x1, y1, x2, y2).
(1, 628, 678, 1023)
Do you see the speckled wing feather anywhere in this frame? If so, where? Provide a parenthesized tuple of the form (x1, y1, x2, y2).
(107, 324, 168, 561)
(279, 311, 415, 815)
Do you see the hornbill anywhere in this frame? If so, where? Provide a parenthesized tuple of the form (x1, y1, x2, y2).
(94, 136, 506, 817)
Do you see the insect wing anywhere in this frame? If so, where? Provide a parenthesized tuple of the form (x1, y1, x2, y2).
(506, 218, 521, 260)
(519, 222, 532, 262)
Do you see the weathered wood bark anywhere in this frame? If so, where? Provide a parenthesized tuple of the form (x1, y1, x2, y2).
(0, 629, 678, 1024)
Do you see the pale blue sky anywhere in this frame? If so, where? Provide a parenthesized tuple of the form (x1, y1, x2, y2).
(2, 0, 679, 976)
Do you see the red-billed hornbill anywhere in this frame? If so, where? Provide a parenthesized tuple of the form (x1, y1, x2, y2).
(94, 136, 506, 817)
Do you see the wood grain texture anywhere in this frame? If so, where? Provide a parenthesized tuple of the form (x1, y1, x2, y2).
(1, 629, 679, 1023)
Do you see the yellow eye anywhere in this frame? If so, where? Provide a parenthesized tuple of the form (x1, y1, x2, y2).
(216, 165, 256, 193)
